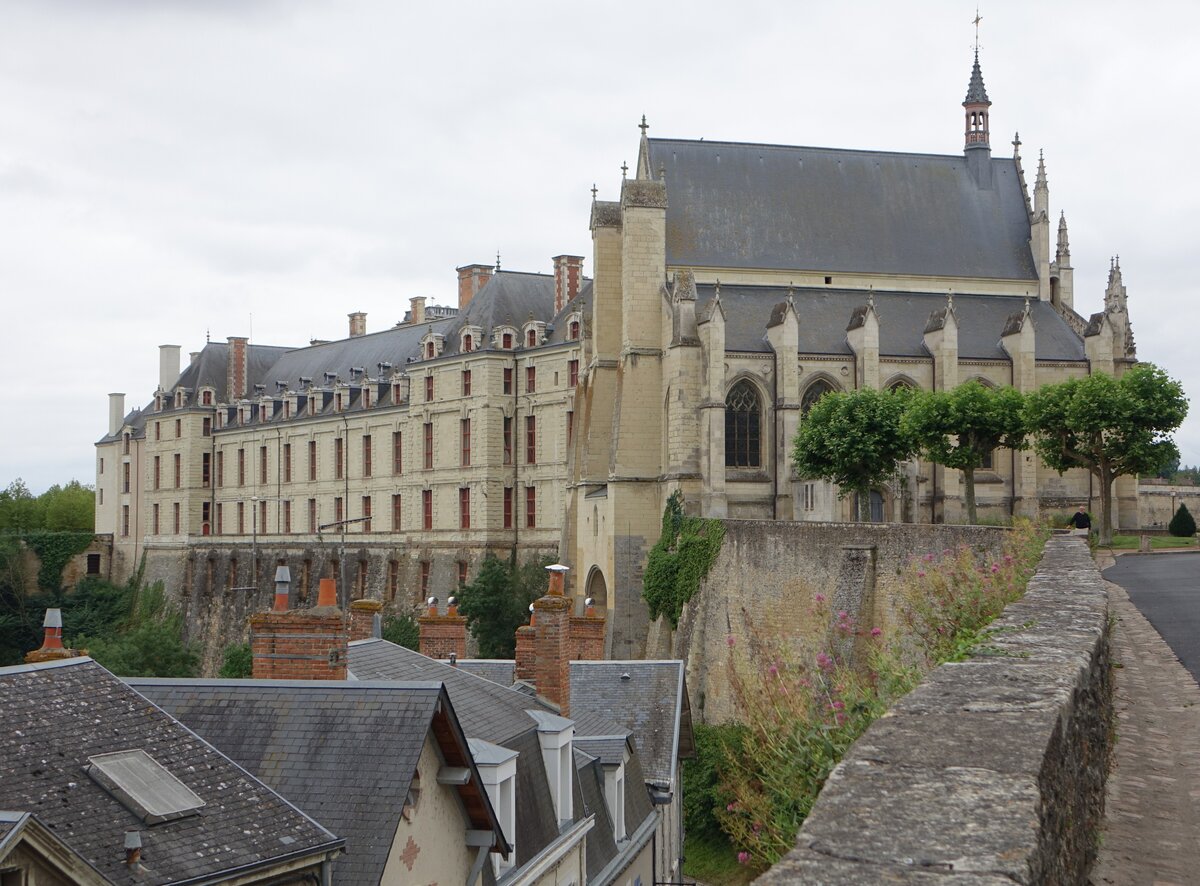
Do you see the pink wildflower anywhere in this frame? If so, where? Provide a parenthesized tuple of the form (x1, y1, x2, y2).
(917, 570, 926, 578)
(836, 610, 848, 620)
(768, 664, 778, 677)
(727, 803, 737, 812)
(814, 593, 826, 603)
(870, 627, 882, 637)
(726, 635, 735, 648)
(835, 712, 847, 726)
(831, 700, 845, 711)
(816, 652, 833, 670)
(922, 553, 935, 563)
(737, 851, 751, 865)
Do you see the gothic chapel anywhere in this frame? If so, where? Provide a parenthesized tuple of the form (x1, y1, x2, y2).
(565, 51, 1138, 656)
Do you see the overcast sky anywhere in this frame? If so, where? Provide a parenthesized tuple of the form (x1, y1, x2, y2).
(2, 0, 1196, 493)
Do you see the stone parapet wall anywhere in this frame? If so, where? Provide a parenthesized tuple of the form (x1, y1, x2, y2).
(759, 535, 1111, 884)
(675, 520, 1012, 724)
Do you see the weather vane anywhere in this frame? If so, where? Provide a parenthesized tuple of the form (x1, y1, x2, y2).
(973, 7, 982, 52)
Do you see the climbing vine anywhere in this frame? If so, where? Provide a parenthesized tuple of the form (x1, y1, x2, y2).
(23, 531, 93, 592)
(643, 491, 726, 627)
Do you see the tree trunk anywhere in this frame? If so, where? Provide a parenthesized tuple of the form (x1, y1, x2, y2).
(857, 488, 871, 522)
(963, 467, 978, 525)
(1097, 470, 1115, 546)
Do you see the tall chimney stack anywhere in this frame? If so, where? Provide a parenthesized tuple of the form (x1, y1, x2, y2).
(108, 393, 126, 436)
(348, 312, 367, 338)
(250, 577, 348, 680)
(552, 255, 584, 315)
(418, 596, 467, 660)
(534, 565, 572, 715)
(456, 263, 495, 310)
(409, 297, 426, 326)
(159, 345, 181, 392)
(349, 599, 384, 641)
(226, 336, 249, 401)
(570, 597, 606, 661)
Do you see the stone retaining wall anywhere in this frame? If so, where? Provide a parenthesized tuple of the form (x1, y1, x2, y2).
(759, 535, 1112, 884)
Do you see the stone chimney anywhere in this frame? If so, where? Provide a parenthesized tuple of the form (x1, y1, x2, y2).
(349, 599, 384, 642)
(569, 597, 606, 661)
(226, 336, 249, 401)
(515, 604, 536, 682)
(456, 264, 495, 310)
(159, 345, 181, 392)
(409, 297, 426, 326)
(250, 577, 348, 680)
(25, 609, 81, 664)
(348, 312, 367, 338)
(418, 596, 467, 659)
(534, 565, 572, 715)
(108, 393, 126, 436)
(552, 255, 584, 315)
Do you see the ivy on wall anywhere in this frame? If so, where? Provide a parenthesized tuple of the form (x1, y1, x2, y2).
(23, 531, 93, 592)
(643, 491, 726, 628)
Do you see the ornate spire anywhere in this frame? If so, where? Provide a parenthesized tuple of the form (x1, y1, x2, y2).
(1056, 212, 1071, 264)
(963, 50, 992, 151)
(636, 115, 652, 180)
(1035, 150, 1047, 189)
(1012, 131, 1021, 159)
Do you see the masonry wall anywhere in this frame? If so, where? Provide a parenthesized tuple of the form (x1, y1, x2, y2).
(760, 535, 1112, 884)
(674, 520, 1012, 725)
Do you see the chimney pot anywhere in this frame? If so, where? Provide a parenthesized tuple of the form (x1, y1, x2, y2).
(273, 565, 291, 612)
(42, 609, 64, 649)
(125, 830, 142, 865)
(316, 577, 338, 608)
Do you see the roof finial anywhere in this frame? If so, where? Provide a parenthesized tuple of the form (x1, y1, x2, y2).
(1024, 293, 1031, 313)
(621, 160, 628, 179)
(972, 7, 983, 53)
(714, 278, 721, 301)
(206, 328, 210, 343)
(1012, 131, 1021, 158)
(947, 289, 954, 312)
(590, 183, 597, 200)
(495, 250, 501, 272)
(639, 114, 648, 136)
(867, 285, 875, 309)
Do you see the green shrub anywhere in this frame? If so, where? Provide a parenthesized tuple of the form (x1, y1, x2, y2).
(218, 643, 253, 678)
(683, 723, 745, 844)
(1169, 503, 1196, 538)
(643, 491, 725, 627)
(381, 612, 420, 650)
(74, 583, 198, 678)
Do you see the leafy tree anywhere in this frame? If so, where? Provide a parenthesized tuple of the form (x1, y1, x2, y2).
(1025, 363, 1188, 545)
(0, 479, 45, 531)
(903, 382, 1027, 525)
(792, 387, 915, 521)
(74, 583, 198, 678)
(381, 612, 420, 650)
(41, 481, 95, 531)
(458, 555, 550, 658)
(1169, 503, 1196, 538)
(218, 643, 253, 678)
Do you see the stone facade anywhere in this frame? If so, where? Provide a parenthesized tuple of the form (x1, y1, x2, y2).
(761, 536, 1111, 883)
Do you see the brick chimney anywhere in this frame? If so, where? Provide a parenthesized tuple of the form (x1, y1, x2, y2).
(456, 264, 495, 310)
(226, 336, 249, 401)
(349, 599, 384, 641)
(534, 565, 572, 715)
(570, 597, 606, 661)
(250, 577, 348, 680)
(515, 603, 536, 682)
(418, 596, 467, 659)
(409, 297, 426, 326)
(348, 312, 367, 338)
(25, 609, 81, 664)
(552, 255, 584, 315)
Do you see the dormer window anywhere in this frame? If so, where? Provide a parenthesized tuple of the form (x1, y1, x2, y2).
(155, 393, 164, 412)
(201, 389, 213, 406)
(362, 386, 371, 408)
(335, 391, 344, 412)
(494, 327, 517, 350)
(526, 329, 537, 347)
(528, 711, 573, 825)
(175, 390, 185, 409)
(523, 320, 547, 349)
(503, 332, 513, 348)
(463, 333, 474, 352)
(421, 332, 445, 360)
(468, 738, 519, 876)
(426, 341, 435, 358)
(604, 750, 629, 841)
(569, 319, 580, 340)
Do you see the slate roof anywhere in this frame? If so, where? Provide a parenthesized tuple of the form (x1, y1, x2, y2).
(696, 284, 1087, 362)
(447, 659, 517, 687)
(648, 138, 1037, 280)
(346, 640, 568, 870)
(569, 661, 692, 787)
(0, 658, 342, 886)
(127, 678, 495, 886)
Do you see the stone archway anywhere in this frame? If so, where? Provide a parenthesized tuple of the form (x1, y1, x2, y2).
(584, 566, 609, 610)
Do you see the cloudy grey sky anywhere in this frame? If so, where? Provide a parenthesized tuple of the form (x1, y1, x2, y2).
(1, 0, 1195, 492)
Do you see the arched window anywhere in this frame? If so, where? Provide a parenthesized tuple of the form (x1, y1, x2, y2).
(801, 379, 835, 415)
(724, 381, 761, 468)
(569, 320, 580, 340)
(463, 334, 474, 353)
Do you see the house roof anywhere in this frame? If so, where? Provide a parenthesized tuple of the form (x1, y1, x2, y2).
(648, 138, 1037, 281)
(696, 284, 1087, 362)
(569, 661, 693, 787)
(0, 658, 342, 886)
(128, 677, 505, 885)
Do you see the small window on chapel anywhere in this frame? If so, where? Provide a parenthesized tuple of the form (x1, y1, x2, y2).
(724, 380, 761, 468)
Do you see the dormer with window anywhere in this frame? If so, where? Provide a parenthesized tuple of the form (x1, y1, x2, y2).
(565, 312, 583, 341)
(154, 390, 165, 413)
(333, 384, 350, 413)
(238, 402, 251, 425)
(527, 710, 573, 825)
(174, 388, 189, 409)
(421, 331, 445, 360)
(492, 326, 518, 350)
(460, 324, 483, 354)
(390, 373, 410, 406)
(467, 738, 519, 876)
(604, 746, 630, 841)
(522, 320, 547, 349)
(200, 387, 215, 407)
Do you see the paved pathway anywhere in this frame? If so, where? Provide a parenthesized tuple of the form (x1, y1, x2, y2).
(1090, 552, 1200, 886)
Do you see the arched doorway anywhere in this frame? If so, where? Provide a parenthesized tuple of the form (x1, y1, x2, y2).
(585, 566, 609, 610)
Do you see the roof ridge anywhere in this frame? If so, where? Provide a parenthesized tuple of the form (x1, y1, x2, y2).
(648, 137, 994, 163)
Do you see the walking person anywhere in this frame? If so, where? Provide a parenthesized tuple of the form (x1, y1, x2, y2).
(1068, 505, 1091, 537)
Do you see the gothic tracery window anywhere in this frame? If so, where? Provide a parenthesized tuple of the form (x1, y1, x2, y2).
(725, 380, 761, 468)
(801, 379, 835, 415)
